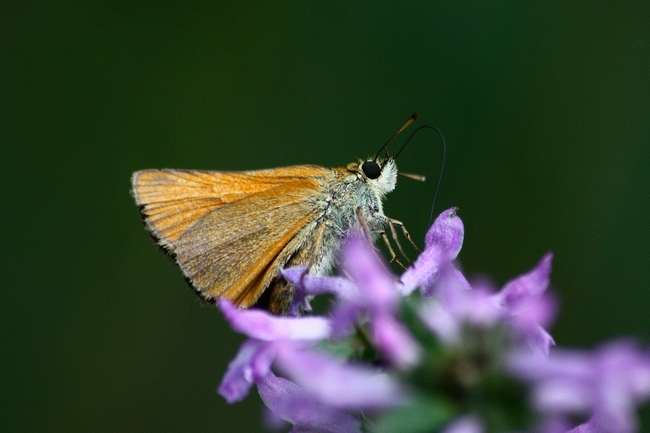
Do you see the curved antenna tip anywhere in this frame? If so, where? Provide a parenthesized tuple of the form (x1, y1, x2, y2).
(372, 113, 419, 161)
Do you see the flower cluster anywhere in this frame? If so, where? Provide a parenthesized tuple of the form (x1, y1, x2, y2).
(217, 208, 650, 433)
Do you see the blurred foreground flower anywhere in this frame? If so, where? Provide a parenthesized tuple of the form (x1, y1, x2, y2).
(217, 208, 650, 433)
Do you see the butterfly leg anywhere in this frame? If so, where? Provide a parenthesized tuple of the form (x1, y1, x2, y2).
(387, 221, 410, 263)
(380, 231, 407, 270)
(388, 218, 421, 253)
(355, 207, 406, 269)
(355, 207, 374, 242)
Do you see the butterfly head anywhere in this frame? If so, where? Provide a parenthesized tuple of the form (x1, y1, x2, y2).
(348, 158, 398, 198)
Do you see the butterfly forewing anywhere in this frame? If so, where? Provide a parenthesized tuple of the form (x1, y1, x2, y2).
(133, 169, 312, 246)
(132, 166, 333, 308)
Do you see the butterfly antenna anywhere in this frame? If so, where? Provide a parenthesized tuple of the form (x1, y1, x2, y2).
(373, 112, 418, 161)
(393, 124, 447, 224)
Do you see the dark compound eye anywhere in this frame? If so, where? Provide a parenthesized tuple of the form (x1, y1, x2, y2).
(361, 161, 381, 179)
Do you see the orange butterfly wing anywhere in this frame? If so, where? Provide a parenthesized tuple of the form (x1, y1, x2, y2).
(132, 166, 333, 307)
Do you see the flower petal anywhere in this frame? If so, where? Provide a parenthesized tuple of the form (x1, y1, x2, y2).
(218, 339, 274, 403)
(424, 207, 465, 257)
(275, 344, 408, 409)
(509, 340, 650, 433)
(441, 415, 484, 433)
(257, 372, 361, 433)
(496, 253, 553, 314)
(371, 313, 421, 368)
(342, 236, 396, 309)
(400, 208, 464, 295)
(282, 267, 359, 299)
(218, 298, 331, 341)
(283, 267, 361, 315)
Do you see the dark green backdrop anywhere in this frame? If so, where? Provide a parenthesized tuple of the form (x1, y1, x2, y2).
(3, 2, 649, 432)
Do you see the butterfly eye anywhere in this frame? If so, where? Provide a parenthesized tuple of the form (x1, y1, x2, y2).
(361, 161, 382, 179)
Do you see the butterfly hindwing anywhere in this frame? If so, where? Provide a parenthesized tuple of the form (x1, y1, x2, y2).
(174, 180, 325, 306)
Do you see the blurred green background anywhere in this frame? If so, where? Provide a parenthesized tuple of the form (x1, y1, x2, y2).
(2, 2, 649, 432)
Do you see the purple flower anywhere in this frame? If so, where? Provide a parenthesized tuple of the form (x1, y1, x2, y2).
(564, 423, 596, 433)
(441, 415, 484, 433)
(257, 372, 361, 433)
(418, 262, 499, 344)
(219, 298, 331, 341)
(284, 236, 421, 368)
(214, 207, 650, 433)
(418, 254, 556, 356)
(281, 267, 358, 315)
(400, 207, 464, 295)
(217, 299, 331, 403)
(218, 338, 277, 403)
(274, 342, 408, 410)
(493, 253, 556, 356)
(340, 237, 421, 368)
(509, 340, 650, 433)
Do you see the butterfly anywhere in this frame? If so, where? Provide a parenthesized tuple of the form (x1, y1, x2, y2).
(132, 114, 423, 314)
